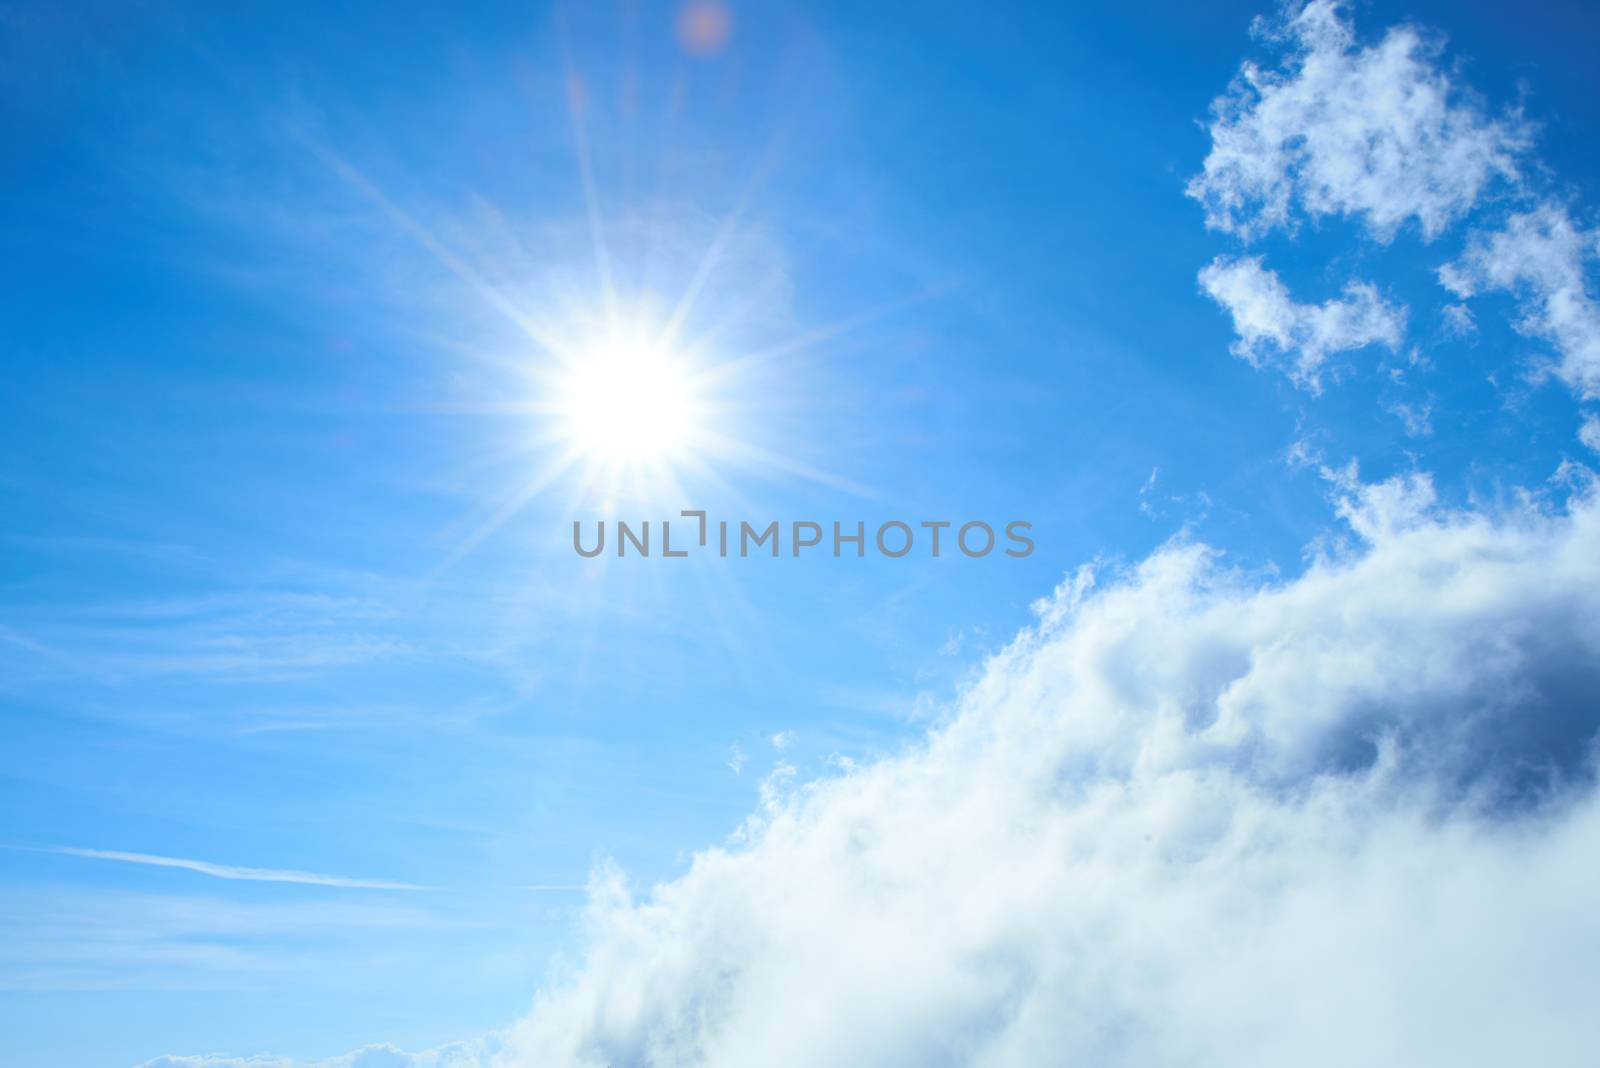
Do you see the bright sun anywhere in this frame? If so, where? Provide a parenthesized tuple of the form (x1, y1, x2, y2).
(552, 326, 706, 470)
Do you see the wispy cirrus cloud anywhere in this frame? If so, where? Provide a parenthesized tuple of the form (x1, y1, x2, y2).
(0, 587, 405, 690)
(44, 847, 428, 892)
(136, 1037, 503, 1068)
(0, 886, 450, 993)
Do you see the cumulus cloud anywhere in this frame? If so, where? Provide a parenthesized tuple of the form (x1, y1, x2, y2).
(1441, 203, 1600, 399)
(1199, 255, 1405, 388)
(486, 473, 1600, 1068)
(1188, 0, 1526, 240)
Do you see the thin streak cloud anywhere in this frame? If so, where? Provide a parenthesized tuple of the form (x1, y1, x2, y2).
(45, 847, 429, 892)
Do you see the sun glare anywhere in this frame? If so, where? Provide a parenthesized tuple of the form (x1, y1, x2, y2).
(553, 327, 706, 470)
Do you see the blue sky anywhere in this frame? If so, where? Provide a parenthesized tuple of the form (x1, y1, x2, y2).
(4, 2, 1600, 1065)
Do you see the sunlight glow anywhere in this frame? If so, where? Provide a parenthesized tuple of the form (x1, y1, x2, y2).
(553, 323, 706, 470)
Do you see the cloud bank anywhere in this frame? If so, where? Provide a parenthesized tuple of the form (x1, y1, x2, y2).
(475, 471, 1600, 1068)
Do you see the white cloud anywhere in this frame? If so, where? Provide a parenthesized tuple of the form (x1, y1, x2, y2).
(479, 473, 1600, 1068)
(1189, 0, 1600, 449)
(1188, 0, 1526, 241)
(1580, 414, 1600, 453)
(1441, 203, 1600, 399)
(1199, 255, 1405, 389)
